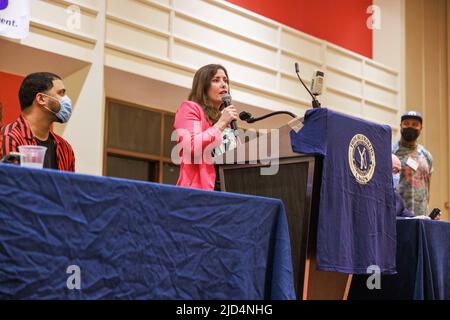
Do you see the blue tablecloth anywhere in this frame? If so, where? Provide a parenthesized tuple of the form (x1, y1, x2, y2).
(0, 164, 296, 300)
(349, 218, 450, 300)
(290, 108, 396, 274)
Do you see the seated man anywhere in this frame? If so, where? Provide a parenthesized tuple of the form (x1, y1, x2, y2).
(1, 72, 75, 171)
(392, 154, 414, 218)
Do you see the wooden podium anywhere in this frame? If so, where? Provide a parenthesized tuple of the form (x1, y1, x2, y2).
(217, 121, 352, 300)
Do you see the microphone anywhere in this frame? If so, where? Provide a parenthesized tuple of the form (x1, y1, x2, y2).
(294, 62, 321, 108)
(222, 93, 237, 130)
(239, 111, 253, 122)
(239, 110, 297, 124)
(310, 70, 324, 96)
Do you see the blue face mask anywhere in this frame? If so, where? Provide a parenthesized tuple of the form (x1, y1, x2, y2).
(393, 173, 400, 189)
(42, 94, 73, 123)
(55, 95, 73, 123)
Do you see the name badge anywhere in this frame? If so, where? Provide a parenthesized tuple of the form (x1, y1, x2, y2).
(406, 157, 419, 171)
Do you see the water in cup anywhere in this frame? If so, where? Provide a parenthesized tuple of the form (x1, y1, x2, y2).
(18, 145, 47, 169)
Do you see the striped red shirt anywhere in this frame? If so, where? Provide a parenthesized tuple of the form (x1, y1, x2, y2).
(1, 115, 75, 172)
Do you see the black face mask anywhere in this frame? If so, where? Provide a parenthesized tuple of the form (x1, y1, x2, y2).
(401, 127, 420, 142)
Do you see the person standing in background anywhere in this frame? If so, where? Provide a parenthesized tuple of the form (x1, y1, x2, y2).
(392, 111, 432, 216)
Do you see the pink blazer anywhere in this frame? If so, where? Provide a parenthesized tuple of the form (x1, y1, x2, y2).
(173, 101, 222, 190)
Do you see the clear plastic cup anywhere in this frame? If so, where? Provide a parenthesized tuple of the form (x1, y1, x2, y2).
(18, 145, 47, 169)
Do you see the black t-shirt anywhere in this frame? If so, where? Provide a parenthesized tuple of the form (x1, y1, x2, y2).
(214, 164, 221, 191)
(35, 135, 58, 169)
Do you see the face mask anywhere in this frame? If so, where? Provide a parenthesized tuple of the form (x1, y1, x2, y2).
(42, 94, 73, 123)
(401, 127, 420, 142)
(393, 173, 400, 189)
(55, 95, 73, 123)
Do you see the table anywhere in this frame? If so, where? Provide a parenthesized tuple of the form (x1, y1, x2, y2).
(0, 164, 296, 300)
(349, 218, 450, 300)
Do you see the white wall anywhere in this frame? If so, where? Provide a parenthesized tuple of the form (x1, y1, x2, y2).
(373, 0, 404, 72)
(373, 0, 405, 141)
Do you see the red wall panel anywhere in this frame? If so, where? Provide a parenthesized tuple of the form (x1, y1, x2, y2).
(227, 0, 373, 58)
(0, 71, 23, 126)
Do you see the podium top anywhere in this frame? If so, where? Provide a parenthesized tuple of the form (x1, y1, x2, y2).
(290, 108, 392, 157)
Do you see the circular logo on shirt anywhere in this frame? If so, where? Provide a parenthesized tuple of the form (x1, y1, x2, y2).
(348, 134, 376, 184)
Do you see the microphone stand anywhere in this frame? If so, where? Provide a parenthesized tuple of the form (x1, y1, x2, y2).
(240, 111, 297, 123)
(295, 62, 321, 108)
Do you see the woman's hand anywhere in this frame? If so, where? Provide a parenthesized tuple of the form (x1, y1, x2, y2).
(214, 105, 238, 131)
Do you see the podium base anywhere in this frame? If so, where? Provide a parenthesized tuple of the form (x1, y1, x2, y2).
(303, 255, 353, 300)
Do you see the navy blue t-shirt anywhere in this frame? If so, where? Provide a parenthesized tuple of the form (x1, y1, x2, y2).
(291, 108, 396, 274)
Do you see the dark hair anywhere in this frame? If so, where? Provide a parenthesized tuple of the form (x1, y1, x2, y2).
(19, 72, 61, 110)
(188, 64, 229, 124)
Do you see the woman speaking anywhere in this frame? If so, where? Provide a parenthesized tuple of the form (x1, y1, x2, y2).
(173, 64, 239, 191)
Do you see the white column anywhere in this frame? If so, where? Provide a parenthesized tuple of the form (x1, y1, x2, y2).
(54, 0, 106, 176)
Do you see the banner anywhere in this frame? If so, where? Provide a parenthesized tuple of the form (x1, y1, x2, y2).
(0, 0, 30, 39)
